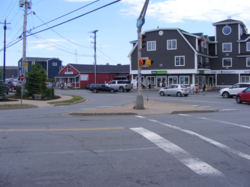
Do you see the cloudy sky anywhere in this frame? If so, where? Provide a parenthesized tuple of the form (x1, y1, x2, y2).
(1, 0, 250, 67)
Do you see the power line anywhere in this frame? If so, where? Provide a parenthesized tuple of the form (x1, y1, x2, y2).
(1, 0, 15, 20)
(97, 48, 120, 64)
(26, 0, 121, 37)
(32, 0, 100, 30)
(0, 0, 121, 52)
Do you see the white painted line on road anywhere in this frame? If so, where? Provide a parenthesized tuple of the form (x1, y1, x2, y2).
(179, 114, 190, 117)
(220, 109, 239, 111)
(136, 116, 145, 119)
(131, 127, 224, 177)
(80, 108, 96, 110)
(149, 119, 158, 123)
(197, 117, 250, 130)
(144, 119, 250, 161)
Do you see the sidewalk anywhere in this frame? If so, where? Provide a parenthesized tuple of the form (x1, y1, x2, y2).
(0, 95, 73, 108)
(69, 100, 218, 116)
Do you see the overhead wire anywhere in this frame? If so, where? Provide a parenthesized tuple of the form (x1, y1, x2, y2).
(0, 0, 121, 52)
(32, 0, 100, 30)
(1, 0, 16, 21)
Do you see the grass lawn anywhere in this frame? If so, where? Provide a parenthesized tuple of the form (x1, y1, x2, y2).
(48, 95, 84, 105)
(0, 104, 33, 108)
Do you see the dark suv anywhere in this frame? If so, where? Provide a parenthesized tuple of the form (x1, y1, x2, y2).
(89, 84, 116, 93)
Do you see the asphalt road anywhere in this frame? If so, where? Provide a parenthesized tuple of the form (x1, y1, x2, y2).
(0, 89, 250, 187)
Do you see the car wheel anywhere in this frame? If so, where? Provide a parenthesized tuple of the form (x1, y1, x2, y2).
(93, 89, 98, 93)
(236, 96, 242, 104)
(222, 92, 229, 98)
(177, 92, 182, 97)
(110, 89, 114, 93)
(119, 87, 124, 92)
(160, 91, 165, 96)
(126, 89, 130, 92)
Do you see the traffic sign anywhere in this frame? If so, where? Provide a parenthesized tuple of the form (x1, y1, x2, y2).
(23, 61, 28, 67)
(20, 74, 24, 82)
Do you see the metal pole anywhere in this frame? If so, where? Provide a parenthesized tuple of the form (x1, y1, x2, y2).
(3, 20, 6, 82)
(91, 30, 98, 85)
(21, 0, 28, 105)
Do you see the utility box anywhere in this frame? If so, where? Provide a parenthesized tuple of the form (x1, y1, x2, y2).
(19, 0, 25, 7)
(28, 1, 32, 9)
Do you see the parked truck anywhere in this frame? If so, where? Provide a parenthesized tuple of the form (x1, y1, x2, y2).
(106, 80, 133, 92)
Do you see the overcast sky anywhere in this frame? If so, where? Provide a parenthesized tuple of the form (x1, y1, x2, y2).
(1, 0, 250, 67)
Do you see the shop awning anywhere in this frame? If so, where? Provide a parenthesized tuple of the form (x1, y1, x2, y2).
(54, 74, 79, 78)
(114, 74, 130, 79)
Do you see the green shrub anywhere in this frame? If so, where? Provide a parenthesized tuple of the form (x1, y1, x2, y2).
(45, 88, 53, 99)
(16, 87, 21, 96)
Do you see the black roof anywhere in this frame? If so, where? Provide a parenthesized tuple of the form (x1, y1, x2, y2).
(208, 36, 215, 41)
(212, 19, 246, 27)
(192, 33, 203, 37)
(69, 64, 130, 73)
(18, 57, 61, 62)
(240, 34, 250, 40)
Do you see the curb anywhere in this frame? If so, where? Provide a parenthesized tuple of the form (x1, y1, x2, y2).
(69, 112, 137, 116)
(52, 98, 86, 106)
(0, 105, 38, 110)
(169, 109, 219, 114)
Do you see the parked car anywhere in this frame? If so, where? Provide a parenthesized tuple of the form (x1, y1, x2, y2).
(85, 83, 95, 90)
(159, 84, 189, 97)
(219, 83, 250, 98)
(46, 82, 53, 88)
(107, 80, 133, 92)
(0, 82, 9, 94)
(6, 81, 21, 90)
(89, 84, 116, 93)
(235, 87, 250, 104)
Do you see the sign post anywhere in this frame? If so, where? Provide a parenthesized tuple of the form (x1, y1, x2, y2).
(135, 0, 149, 109)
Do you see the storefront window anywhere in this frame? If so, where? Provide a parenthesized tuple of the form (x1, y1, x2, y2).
(241, 76, 250, 83)
(168, 76, 177, 85)
(179, 76, 189, 85)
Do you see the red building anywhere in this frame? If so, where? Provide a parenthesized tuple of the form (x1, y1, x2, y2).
(55, 64, 130, 88)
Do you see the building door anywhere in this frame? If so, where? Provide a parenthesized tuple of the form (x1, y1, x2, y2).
(208, 76, 215, 87)
(156, 76, 167, 87)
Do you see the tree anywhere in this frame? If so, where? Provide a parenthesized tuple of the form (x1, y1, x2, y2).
(25, 64, 47, 97)
(0, 69, 6, 99)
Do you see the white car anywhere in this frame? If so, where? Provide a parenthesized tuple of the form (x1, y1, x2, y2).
(219, 83, 250, 98)
(159, 84, 189, 97)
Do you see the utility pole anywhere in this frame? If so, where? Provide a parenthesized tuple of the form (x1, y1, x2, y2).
(91, 30, 98, 85)
(19, 0, 32, 104)
(135, 0, 149, 109)
(0, 20, 11, 82)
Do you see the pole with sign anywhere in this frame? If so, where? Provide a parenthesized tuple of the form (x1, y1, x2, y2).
(135, 0, 149, 109)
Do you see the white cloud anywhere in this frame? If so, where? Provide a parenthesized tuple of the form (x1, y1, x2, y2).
(121, 0, 250, 23)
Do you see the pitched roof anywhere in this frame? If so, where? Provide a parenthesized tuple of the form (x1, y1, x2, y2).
(208, 36, 215, 41)
(18, 57, 61, 62)
(191, 33, 203, 37)
(212, 19, 246, 27)
(69, 64, 130, 73)
(240, 34, 250, 40)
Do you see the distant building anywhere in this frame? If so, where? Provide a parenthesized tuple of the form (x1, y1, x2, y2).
(0, 66, 18, 80)
(18, 57, 62, 79)
(55, 64, 130, 88)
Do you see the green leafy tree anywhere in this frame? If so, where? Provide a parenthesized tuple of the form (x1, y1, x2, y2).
(0, 69, 6, 100)
(25, 64, 47, 97)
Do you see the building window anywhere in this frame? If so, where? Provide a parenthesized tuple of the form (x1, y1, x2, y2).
(146, 76, 155, 86)
(168, 76, 178, 85)
(72, 76, 79, 83)
(247, 42, 250, 51)
(147, 41, 156, 51)
(222, 43, 232, 52)
(222, 26, 232, 35)
(52, 62, 57, 66)
(222, 58, 232, 67)
(179, 76, 189, 85)
(175, 56, 185, 66)
(67, 66, 71, 72)
(199, 56, 202, 63)
(247, 57, 250, 67)
(241, 76, 250, 83)
(167, 39, 177, 50)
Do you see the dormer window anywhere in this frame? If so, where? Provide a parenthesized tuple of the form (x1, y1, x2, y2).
(67, 66, 71, 72)
(222, 26, 232, 35)
(222, 43, 232, 52)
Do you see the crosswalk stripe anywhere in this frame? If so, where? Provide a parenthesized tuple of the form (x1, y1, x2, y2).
(145, 119, 250, 161)
(197, 117, 250, 130)
(131, 127, 223, 177)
